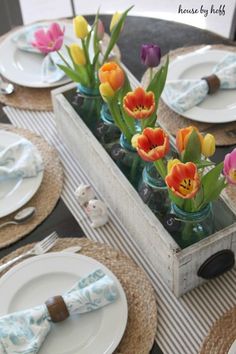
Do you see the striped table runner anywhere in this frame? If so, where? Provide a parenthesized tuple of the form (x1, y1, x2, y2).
(4, 106, 236, 354)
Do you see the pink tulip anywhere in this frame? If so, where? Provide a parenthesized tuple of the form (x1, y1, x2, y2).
(223, 148, 236, 184)
(96, 19, 105, 40)
(32, 22, 65, 54)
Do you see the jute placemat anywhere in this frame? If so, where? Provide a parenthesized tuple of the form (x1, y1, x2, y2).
(0, 23, 120, 111)
(0, 237, 157, 354)
(0, 124, 63, 248)
(142, 44, 236, 146)
(200, 306, 236, 354)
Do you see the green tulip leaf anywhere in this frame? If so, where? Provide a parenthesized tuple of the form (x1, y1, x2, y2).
(57, 64, 87, 85)
(65, 45, 75, 69)
(102, 6, 134, 63)
(147, 56, 169, 108)
(201, 162, 226, 205)
(182, 130, 202, 163)
(119, 75, 136, 134)
(142, 112, 157, 129)
(92, 9, 100, 61)
(196, 160, 215, 168)
(168, 190, 185, 209)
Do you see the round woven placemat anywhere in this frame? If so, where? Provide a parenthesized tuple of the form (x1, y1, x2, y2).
(0, 237, 157, 354)
(142, 44, 236, 146)
(200, 306, 236, 354)
(0, 124, 63, 248)
(0, 23, 120, 111)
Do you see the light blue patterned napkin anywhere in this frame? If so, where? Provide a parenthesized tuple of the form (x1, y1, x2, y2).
(164, 53, 236, 114)
(0, 269, 118, 354)
(12, 25, 65, 83)
(0, 139, 43, 181)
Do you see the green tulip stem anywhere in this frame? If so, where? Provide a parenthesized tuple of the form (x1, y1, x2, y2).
(108, 101, 132, 142)
(154, 159, 166, 181)
(81, 39, 94, 86)
(149, 67, 153, 83)
(57, 51, 73, 69)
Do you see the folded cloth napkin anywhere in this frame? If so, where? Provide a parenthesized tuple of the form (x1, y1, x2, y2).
(0, 139, 43, 181)
(164, 53, 236, 114)
(0, 269, 118, 354)
(12, 25, 65, 83)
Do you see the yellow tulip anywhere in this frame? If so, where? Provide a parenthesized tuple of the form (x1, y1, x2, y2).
(202, 134, 216, 157)
(131, 134, 141, 149)
(167, 158, 181, 174)
(110, 12, 122, 32)
(73, 16, 89, 39)
(70, 43, 86, 65)
(99, 82, 115, 102)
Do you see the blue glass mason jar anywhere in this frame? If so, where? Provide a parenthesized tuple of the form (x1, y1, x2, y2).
(138, 163, 170, 218)
(170, 203, 215, 249)
(94, 103, 121, 152)
(110, 133, 144, 188)
(71, 84, 103, 131)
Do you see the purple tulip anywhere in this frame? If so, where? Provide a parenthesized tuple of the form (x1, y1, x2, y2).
(141, 44, 161, 68)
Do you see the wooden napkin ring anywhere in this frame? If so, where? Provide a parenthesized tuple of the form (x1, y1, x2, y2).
(45, 295, 69, 323)
(201, 74, 220, 94)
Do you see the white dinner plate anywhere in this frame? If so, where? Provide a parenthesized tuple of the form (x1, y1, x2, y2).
(0, 21, 76, 88)
(0, 130, 44, 218)
(228, 339, 236, 354)
(162, 47, 236, 123)
(0, 253, 128, 354)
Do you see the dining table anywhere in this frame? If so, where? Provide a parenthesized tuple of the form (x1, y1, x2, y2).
(0, 14, 235, 354)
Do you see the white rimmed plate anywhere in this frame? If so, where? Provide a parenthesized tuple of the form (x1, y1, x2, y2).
(0, 253, 128, 354)
(228, 339, 236, 354)
(162, 47, 236, 123)
(0, 130, 44, 218)
(0, 21, 76, 88)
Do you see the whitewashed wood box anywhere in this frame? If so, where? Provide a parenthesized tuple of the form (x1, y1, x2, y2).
(52, 75, 236, 297)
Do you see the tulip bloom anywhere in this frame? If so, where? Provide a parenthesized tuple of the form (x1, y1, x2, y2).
(73, 16, 89, 39)
(96, 19, 105, 40)
(135, 127, 170, 162)
(202, 134, 216, 158)
(70, 44, 86, 65)
(165, 162, 200, 199)
(99, 82, 115, 102)
(223, 148, 236, 185)
(99, 62, 125, 91)
(110, 12, 122, 32)
(131, 133, 141, 149)
(167, 158, 181, 174)
(123, 87, 155, 119)
(32, 22, 64, 54)
(176, 126, 203, 154)
(141, 44, 161, 68)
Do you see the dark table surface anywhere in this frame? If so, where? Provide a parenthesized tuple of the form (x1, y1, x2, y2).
(0, 15, 235, 354)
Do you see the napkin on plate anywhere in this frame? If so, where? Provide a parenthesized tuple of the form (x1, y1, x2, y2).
(163, 53, 236, 114)
(12, 25, 65, 84)
(0, 269, 118, 354)
(0, 139, 43, 181)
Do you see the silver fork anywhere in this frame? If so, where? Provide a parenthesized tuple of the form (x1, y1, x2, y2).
(0, 232, 58, 273)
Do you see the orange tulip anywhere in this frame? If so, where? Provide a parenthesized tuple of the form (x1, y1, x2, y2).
(135, 127, 170, 162)
(165, 162, 200, 199)
(123, 87, 155, 119)
(176, 126, 203, 153)
(98, 61, 125, 91)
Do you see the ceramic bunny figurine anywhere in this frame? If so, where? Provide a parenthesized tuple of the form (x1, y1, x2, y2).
(74, 184, 95, 206)
(86, 199, 108, 228)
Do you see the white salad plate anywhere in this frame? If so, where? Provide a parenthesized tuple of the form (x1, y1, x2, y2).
(0, 253, 128, 354)
(162, 48, 236, 123)
(0, 21, 76, 88)
(0, 130, 43, 218)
